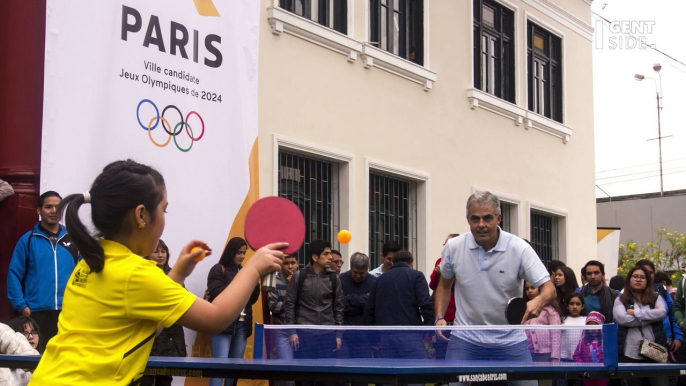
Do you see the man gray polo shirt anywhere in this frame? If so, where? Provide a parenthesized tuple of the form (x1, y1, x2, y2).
(440, 227, 549, 346)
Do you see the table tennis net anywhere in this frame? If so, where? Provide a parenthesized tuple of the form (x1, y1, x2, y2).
(262, 325, 605, 364)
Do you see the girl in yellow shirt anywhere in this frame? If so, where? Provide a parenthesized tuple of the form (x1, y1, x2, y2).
(29, 159, 285, 386)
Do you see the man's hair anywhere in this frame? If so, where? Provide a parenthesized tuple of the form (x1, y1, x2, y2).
(382, 240, 401, 256)
(392, 249, 413, 264)
(350, 252, 370, 269)
(465, 191, 501, 217)
(330, 249, 342, 257)
(635, 259, 655, 272)
(608, 275, 625, 291)
(655, 272, 672, 286)
(38, 191, 62, 208)
(584, 260, 605, 276)
(308, 239, 331, 262)
(581, 266, 586, 277)
(548, 260, 566, 274)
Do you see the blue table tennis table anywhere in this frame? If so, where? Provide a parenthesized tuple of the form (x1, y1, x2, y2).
(1, 355, 685, 383)
(1, 324, 685, 383)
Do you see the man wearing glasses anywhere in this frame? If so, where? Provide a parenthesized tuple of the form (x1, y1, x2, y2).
(330, 250, 343, 274)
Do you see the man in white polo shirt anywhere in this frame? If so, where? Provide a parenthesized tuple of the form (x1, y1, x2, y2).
(434, 191, 555, 386)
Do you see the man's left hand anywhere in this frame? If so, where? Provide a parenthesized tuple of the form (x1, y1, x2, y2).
(335, 337, 342, 351)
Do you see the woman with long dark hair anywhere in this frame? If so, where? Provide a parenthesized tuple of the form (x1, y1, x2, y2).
(614, 265, 668, 386)
(207, 237, 260, 386)
(28, 160, 285, 385)
(148, 239, 171, 274)
(553, 266, 579, 311)
(140, 240, 186, 386)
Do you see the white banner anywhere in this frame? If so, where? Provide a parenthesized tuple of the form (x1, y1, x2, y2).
(41, 1, 260, 382)
(597, 228, 621, 281)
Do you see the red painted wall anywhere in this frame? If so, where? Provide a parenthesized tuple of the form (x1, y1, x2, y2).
(0, 1, 46, 322)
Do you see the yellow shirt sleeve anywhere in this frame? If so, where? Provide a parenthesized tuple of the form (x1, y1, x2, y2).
(125, 260, 197, 328)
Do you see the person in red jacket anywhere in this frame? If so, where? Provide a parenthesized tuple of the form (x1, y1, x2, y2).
(429, 234, 458, 360)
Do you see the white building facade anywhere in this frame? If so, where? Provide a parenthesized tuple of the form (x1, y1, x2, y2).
(256, 0, 597, 276)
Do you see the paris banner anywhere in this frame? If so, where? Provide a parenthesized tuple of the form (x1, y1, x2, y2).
(40, 1, 262, 384)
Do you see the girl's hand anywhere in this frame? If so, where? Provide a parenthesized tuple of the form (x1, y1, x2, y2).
(244, 243, 287, 277)
(174, 240, 213, 278)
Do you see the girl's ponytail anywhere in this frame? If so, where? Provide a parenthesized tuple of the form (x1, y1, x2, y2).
(58, 193, 105, 272)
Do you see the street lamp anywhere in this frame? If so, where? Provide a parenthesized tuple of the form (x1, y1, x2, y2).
(634, 63, 664, 196)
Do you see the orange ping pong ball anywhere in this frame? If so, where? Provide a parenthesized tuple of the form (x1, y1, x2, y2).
(191, 246, 206, 262)
(337, 230, 352, 244)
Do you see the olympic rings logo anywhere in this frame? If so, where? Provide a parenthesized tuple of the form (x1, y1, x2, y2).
(136, 99, 205, 152)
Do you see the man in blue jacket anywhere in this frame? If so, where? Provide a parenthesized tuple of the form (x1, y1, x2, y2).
(363, 249, 433, 359)
(7, 191, 79, 352)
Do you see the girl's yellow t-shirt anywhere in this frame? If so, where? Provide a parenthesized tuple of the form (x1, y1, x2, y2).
(30, 240, 197, 385)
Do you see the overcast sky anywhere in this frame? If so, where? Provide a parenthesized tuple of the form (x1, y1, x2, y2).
(593, 0, 686, 198)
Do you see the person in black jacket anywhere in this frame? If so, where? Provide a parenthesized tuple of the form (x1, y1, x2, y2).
(207, 237, 260, 386)
(141, 240, 186, 386)
(579, 260, 618, 324)
(340, 252, 376, 362)
(363, 250, 433, 359)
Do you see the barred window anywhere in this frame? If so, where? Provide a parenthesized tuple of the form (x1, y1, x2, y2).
(500, 202, 511, 233)
(530, 211, 558, 266)
(278, 150, 340, 268)
(369, 172, 417, 268)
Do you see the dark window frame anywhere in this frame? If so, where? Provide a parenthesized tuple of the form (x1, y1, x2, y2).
(527, 22, 563, 123)
(530, 211, 558, 268)
(277, 150, 340, 268)
(473, 0, 515, 103)
(368, 171, 417, 268)
(500, 202, 511, 233)
(281, 0, 348, 34)
(370, 0, 424, 65)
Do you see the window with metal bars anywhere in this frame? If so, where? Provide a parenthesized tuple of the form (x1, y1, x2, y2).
(500, 202, 511, 233)
(527, 22, 562, 123)
(278, 150, 340, 268)
(473, 0, 515, 103)
(369, 172, 417, 268)
(280, 0, 347, 34)
(530, 211, 558, 267)
(369, 0, 424, 65)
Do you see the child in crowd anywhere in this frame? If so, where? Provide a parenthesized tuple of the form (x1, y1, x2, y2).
(573, 311, 607, 386)
(524, 281, 562, 362)
(7, 316, 40, 351)
(0, 318, 40, 386)
(561, 293, 586, 362)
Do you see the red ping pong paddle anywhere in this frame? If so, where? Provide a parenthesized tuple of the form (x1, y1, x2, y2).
(506, 297, 527, 325)
(244, 197, 305, 290)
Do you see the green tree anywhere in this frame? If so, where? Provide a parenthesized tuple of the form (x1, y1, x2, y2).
(618, 228, 686, 282)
